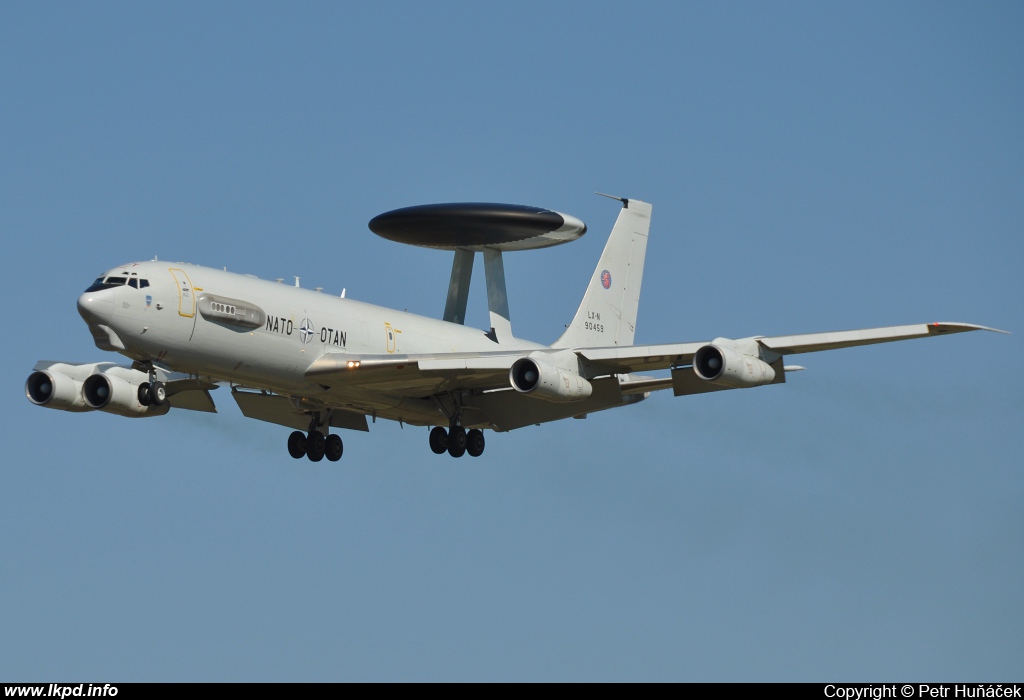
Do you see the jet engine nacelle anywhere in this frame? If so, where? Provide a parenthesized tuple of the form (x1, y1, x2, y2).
(82, 370, 170, 418)
(693, 343, 776, 388)
(510, 357, 593, 403)
(27, 362, 171, 417)
(26, 369, 90, 412)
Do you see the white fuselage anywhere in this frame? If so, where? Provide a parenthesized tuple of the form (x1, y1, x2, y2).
(76, 261, 547, 422)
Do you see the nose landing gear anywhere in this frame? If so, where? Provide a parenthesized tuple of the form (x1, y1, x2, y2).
(136, 366, 166, 407)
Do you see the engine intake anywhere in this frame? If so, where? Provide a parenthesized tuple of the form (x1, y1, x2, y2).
(510, 357, 593, 403)
(25, 370, 90, 412)
(82, 372, 169, 418)
(693, 344, 776, 388)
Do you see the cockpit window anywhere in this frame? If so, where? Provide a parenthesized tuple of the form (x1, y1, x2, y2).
(139, 279, 149, 288)
(83, 276, 129, 293)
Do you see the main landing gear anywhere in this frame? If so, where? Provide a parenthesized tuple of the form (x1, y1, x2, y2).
(287, 413, 343, 462)
(429, 425, 485, 458)
(288, 430, 343, 462)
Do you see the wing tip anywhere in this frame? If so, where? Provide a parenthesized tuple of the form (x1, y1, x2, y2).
(931, 322, 1010, 335)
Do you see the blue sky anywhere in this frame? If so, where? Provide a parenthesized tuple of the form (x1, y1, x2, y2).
(1, 2, 1021, 681)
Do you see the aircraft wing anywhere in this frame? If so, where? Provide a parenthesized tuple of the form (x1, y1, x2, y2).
(305, 323, 1004, 399)
(576, 322, 1004, 373)
(756, 321, 1006, 354)
(305, 352, 523, 396)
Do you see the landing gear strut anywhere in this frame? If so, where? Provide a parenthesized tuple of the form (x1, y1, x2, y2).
(286, 412, 343, 462)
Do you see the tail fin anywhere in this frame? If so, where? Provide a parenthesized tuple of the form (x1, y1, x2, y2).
(552, 197, 651, 348)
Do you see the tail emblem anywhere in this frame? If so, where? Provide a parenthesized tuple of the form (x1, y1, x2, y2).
(601, 270, 612, 289)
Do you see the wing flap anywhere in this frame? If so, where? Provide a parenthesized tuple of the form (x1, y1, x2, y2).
(576, 342, 705, 373)
(168, 389, 217, 413)
(165, 377, 219, 397)
(305, 352, 522, 396)
(232, 391, 369, 432)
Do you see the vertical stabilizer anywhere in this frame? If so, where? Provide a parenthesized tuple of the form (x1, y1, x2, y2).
(552, 198, 651, 348)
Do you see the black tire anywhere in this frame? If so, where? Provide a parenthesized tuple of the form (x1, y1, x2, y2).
(466, 429, 485, 458)
(287, 431, 307, 459)
(149, 381, 167, 406)
(137, 382, 152, 406)
(429, 426, 448, 455)
(307, 430, 325, 462)
(448, 427, 467, 458)
(325, 434, 343, 462)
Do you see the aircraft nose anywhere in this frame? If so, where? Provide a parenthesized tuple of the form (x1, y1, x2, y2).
(77, 291, 113, 323)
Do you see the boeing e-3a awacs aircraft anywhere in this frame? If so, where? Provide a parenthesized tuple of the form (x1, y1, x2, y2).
(26, 195, 1004, 461)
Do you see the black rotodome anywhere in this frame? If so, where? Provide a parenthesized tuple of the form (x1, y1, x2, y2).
(368, 202, 572, 249)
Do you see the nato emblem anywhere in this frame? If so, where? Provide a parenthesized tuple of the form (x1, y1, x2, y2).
(298, 318, 316, 344)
